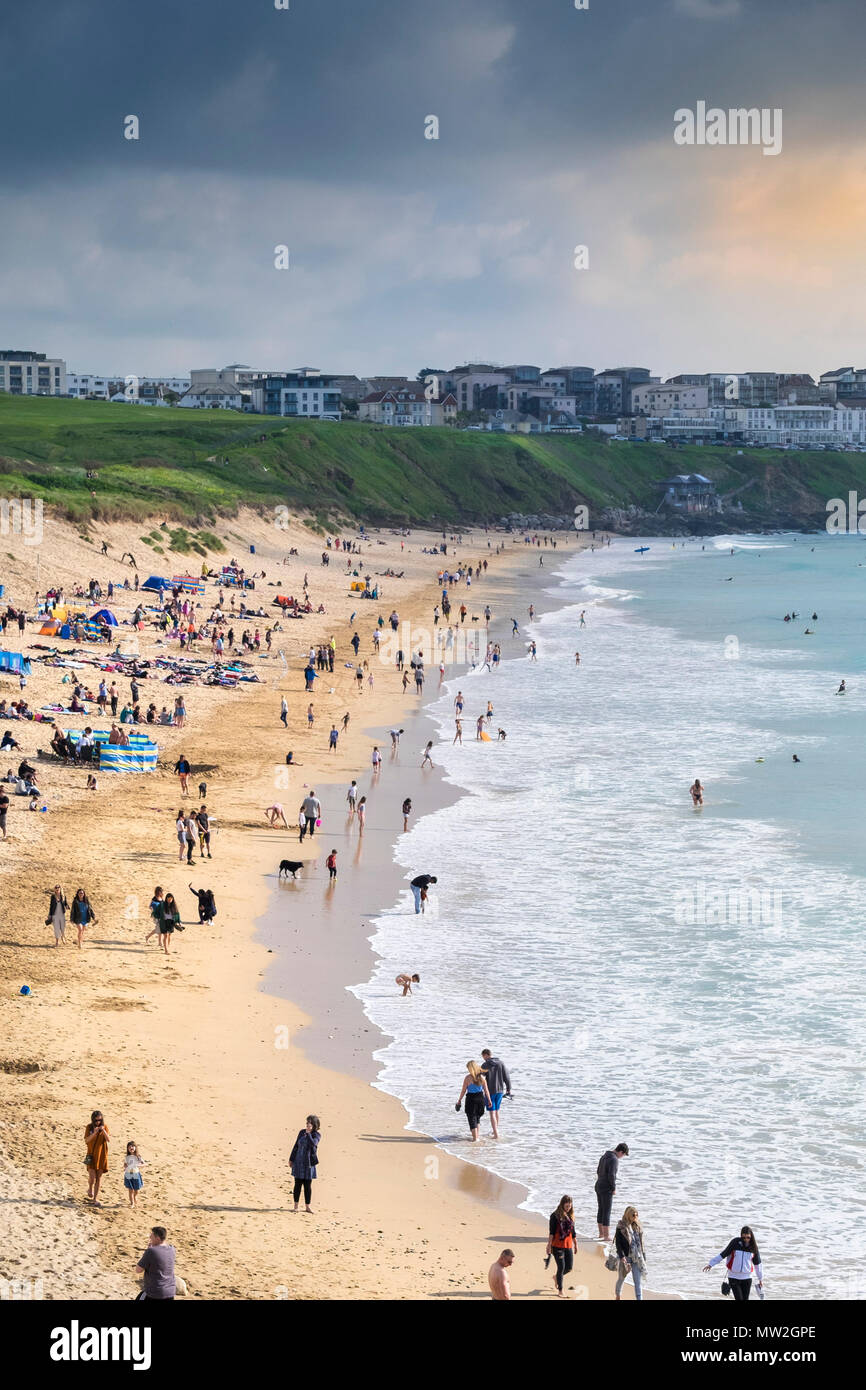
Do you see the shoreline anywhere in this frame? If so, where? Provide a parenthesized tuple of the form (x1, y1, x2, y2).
(253, 541, 675, 1299)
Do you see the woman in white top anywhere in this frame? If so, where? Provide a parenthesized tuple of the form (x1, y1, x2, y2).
(176, 812, 187, 862)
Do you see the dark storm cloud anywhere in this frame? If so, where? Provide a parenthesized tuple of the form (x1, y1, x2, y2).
(5, 0, 866, 188)
(3, 1, 866, 373)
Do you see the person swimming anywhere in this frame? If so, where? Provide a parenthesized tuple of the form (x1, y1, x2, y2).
(792, 754, 801, 763)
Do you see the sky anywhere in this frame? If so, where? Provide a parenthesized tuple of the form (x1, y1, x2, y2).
(2, 0, 865, 380)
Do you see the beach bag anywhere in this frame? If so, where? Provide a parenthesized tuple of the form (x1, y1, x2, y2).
(84, 1153, 93, 1167)
(721, 1279, 731, 1297)
(604, 1245, 619, 1272)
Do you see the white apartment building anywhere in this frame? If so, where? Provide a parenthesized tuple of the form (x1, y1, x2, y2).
(0, 350, 66, 396)
(68, 373, 112, 399)
(70, 373, 190, 401)
(632, 383, 709, 414)
(622, 404, 866, 447)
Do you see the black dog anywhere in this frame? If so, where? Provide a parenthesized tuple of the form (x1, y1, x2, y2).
(279, 860, 304, 880)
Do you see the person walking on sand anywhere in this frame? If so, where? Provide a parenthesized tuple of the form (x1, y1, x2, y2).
(280, 696, 288, 727)
(402, 797, 412, 832)
(595, 1142, 629, 1241)
(328, 724, 339, 752)
(174, 755, 191, 797)
(46, 884, 69, 947)
(703, 1225, 763, 1301)
(183, 812, 197, 865)
(421, 740, 435, 769)
(690, 778, 704, 808)
(123, 1141, 147, 1208)
(357, 795, 367, 833)
(488, 1250, 515, 1301)
(480, 1049, 511, 1138)
(371, 745, 382, 774)
(613, 1205, 647, 1301)
(84, 1110, 109, 1205)
(410, 873, 437, 914)
(289, 1115, 321, 1213)
(547, 1195, 577, 1297)
(456, 1061, 493, 1143)
(145, 887, 164, 945)
(326, 849, 338, 881)
(159, 893, 180, 954)
(396, 972, 420, 996)
(175, 810, 187, 861)
(300, 791, 320, 841)
(70, 887, 97, 949)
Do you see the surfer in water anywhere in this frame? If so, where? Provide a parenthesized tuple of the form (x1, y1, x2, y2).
(836, 680, 847, 695)
(690, 779, 704, 808)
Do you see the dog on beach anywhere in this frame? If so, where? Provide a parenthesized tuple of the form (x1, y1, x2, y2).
(279, 859, 304, 880)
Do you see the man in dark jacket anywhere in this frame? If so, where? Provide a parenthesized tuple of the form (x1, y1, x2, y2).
(595, 1142, 629, 1241)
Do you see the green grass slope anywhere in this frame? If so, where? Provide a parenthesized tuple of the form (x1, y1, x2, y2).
(0, 394, 861, 528)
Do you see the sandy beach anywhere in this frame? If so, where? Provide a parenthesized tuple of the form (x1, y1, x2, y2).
(0, 510, 622, 1301)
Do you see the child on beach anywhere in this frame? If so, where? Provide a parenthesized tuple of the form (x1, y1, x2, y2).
(326, 849, 338, 880)
(123, 1141, 147, 1208)
(402, 797, 411, 831)
(396, 972, 420, 996)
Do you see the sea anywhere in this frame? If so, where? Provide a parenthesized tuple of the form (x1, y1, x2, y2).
(350, 533, 866, 1301)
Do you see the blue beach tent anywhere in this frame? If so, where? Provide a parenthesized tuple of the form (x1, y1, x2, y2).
(141, 575, 171, 592)
(92, 608, 118, 625)
(0, 650, 31, 675)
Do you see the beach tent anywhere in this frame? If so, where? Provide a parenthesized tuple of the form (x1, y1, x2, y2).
(141, 575, 171, 592)
(39, 619, 61, 636)
(91, 608, 118, 625)
(0, 650, 31, 675)
(59, 624, 72, 640)
(65, 728, 158, 773)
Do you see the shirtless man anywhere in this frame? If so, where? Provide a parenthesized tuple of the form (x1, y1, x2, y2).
(488, 1249, 515, 1300)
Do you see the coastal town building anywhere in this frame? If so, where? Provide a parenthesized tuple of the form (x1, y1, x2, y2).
(250, 369, 341, 419)
(0, 349, 66, 396)
(359, 387, 456, 426)
(177, 383, 243, 409)
(632, 383, 709, 414)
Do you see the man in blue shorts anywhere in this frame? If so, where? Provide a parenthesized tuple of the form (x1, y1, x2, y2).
(481, 1048, 512, 1140)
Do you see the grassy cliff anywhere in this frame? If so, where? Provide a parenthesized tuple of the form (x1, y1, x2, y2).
(0, 394, 861, 528)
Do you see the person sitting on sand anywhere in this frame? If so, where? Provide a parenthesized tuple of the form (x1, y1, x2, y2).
(396, 972, 420, 996)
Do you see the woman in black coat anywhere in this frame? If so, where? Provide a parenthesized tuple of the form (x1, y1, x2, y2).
(290, 1115, 321, 1213)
